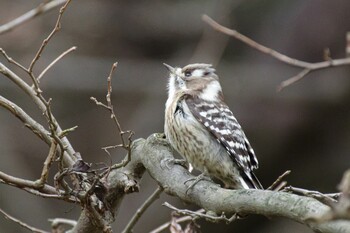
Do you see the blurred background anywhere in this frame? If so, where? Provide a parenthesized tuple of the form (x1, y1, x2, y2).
(1, 0, 350, 232)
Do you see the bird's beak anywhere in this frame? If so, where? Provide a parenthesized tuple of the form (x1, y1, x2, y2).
(163, 63, 175, 74)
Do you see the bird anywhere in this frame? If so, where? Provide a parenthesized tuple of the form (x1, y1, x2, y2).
(163, 63, 263, 190)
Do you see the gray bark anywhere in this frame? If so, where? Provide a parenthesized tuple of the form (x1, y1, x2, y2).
(70, 133, 350, 233)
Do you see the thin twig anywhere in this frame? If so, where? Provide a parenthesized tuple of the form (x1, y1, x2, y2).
(0, 207, 49, 233)
(202, 14, 311, 68)
(49, 218, 77, 228)
(105, 62, 130, 147)
(0, 95, 50, 143)
(150, 209, 205, 233)
(37, 46, 77, 82)
(28, 0, 72, 73)
(19, 187, 79, 203)
(0, 170, 78, 203)
(122, 186, 164, 233)
(163, 202, 237, 224)
(284, 186, 339, 207)
(0, 48, 28, 73)
(202, 14, 350, 90)
(91, 62, 134, 168)
(277, 69, 311, 91)
(35, 141, 58, 187)
(267, 170, 291, 191)
(0, 0, 66, 35)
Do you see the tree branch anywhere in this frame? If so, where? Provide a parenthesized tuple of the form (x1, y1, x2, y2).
(0, 94, 74, 166)
(0, 207, 49, 233)
(37, 46, 77, 82)
(202, 14, 350, 91)
(122, 186, 163, 233)
(140, 134, 350, 233)
(149, 209, 205, 233)
(67, 134, 350, 233)
(68, 139, 146, 233)
(0, 0, 67, 35)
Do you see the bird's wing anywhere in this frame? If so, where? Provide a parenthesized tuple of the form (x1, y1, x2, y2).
(185, 95, 262, 189)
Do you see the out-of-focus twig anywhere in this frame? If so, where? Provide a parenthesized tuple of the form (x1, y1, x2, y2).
(0, 207, 49, 233)
(202, 15, 350, 91)
(313, 170, 350, 222)
(150, 209, 205, 233)
(163, 202, 237, 224)
(49, 218, 77, 231)
(37, 46, 77, 82)
(190, 0, 243, 66)
(122, 186, 163, 233)
(0, 0, 66, 35)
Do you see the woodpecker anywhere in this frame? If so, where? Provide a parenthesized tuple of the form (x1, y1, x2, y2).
(163, 63, 262, 190)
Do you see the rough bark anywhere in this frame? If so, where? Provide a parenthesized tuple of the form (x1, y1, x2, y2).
(70, 133, 350, 233)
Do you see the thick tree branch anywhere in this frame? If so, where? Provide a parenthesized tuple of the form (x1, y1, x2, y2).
(69, 139, 146, 233)
(141, 134, 350, 233)
(68, 134, 350, 233)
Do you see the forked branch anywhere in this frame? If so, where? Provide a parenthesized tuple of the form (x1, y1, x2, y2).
(202, 15, 350, 91)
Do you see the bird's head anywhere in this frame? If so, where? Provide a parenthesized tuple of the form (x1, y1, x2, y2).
(163, 63, 222, 101)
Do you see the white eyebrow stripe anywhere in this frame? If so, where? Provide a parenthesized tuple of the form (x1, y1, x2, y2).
(191, 69, 203, 77)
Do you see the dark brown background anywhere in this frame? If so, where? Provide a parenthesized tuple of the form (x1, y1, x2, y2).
(1, 0, 350, 232)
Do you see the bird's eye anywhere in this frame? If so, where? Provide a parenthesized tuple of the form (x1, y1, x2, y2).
(184, 71, 191, 77)
(203, 71, 210, 76)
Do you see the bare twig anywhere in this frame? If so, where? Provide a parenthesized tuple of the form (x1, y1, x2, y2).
(277, 69, 311, 91)
(19, 187, 79, 203)
(28, 0, 72, 73)
(267, 170, 291, 191)
(150, 209, 205, 233)
(202, 15, 311, 68)
(314, 170, 350, 222)
(284, 186, 338, 207)
(35, 141, 58, 187)
(202, 15, 350, 91)
(0, 0, 66, 35)
(37, 46, 77, 82)
(0, 207, 49, 233)
(49, 218, 77, 228)
(0, 170, 78, 203)
(0, 48, 28, 72)
(91, 62, 134, 168)
(0, 95, 50, 144)
(163, 202, 236, 224)
(0, 1, 77, 166)
(122, 186, 164, 233)
(190, 1, 242, 66)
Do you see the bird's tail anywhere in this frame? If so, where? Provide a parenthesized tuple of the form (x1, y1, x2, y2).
(240, 171, 263, 189)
